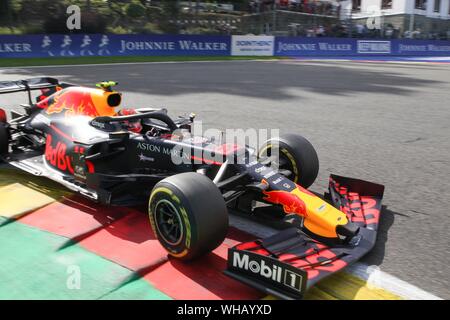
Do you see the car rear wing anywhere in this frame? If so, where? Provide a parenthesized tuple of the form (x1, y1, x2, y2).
(0, 77, 75, 106)
(0, 77, 61, 95)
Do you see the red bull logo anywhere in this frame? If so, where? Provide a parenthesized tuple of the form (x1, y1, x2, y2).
(44, 134, 74, 174)
(37, 87, 118, 118)
(41, 88, 99, 117)
(263, 188, 307, 218)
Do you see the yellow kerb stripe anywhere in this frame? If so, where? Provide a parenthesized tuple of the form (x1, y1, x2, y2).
(0, 183, 56, 219)
(263, 272, 402, 300)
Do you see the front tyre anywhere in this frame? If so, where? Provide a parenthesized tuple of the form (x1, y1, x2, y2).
(149, 172, 228, 261)
(259, 134, 319, 188)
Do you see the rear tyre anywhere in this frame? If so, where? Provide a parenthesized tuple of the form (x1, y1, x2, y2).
(259, 133, 319, 188)
(0, 122, 9, 157)
(149, 172, 228, 261)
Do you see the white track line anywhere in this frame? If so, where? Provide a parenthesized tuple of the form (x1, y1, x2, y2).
(228, 214, 442, 300)
(346, 263, 442, 300)
(287, 59, 450, 65)
(2, 57, 449, 70)
(404, 56, 450, 61)
(0, 58, 450, 71)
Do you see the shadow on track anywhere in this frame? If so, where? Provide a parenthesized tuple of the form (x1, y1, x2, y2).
(1, 61, 441, 101)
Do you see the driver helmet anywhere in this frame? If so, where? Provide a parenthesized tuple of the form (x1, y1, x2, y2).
(117, 108, 142, 133)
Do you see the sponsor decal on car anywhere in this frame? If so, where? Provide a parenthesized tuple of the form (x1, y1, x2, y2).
(137, 142, 161, 152)
(272, 177, 283, 185)
(262, 188, 307, 217)
(263, 170, 276, 179)
(232, 250, 284, 282)
(138, 153, 155, 162)
(74, 165, 86, 180)
(43, 89, 99, 117)
(90, 120, 106, 129)
(45, 134, 74, 173)
(136, 142, 194, 163)
(227, 249, 307, 297)
(45, 134, 90, 176)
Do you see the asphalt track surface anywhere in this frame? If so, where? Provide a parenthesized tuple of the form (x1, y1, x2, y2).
(0, 59, 449, 299)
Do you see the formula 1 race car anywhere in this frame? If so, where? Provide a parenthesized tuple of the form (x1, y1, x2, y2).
(0, 78, 384, 299)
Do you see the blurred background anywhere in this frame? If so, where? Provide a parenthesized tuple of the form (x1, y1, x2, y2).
(0, 0, 449, 40)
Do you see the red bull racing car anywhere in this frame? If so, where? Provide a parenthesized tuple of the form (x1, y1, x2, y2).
(0, 78, 384, 299)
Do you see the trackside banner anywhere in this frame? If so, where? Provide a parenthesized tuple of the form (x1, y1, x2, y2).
(0, 34, 449, 58)
(0, 34, 231, 58)
(231, 35, 275, 56)
(274, 37, 450, 56)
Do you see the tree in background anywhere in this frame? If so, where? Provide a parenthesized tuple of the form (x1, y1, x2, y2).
(0, 0, 24, 26)
(159, 0, 179, 33)
(125, 0, 146, 19)
(0, 0, 12, 25)
(0, 0, 250, 34)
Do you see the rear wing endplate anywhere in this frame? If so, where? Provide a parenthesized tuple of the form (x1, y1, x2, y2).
(0, 77, 60, 94)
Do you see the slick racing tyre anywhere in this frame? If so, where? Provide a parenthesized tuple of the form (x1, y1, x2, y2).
(259, 134, 319, 188)
(0, 122, 9, 157)
(149, 172, 228, 261)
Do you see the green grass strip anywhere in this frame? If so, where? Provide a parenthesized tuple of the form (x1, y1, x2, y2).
(0, 56, 284, 68)
(0, 221, 170, 300)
